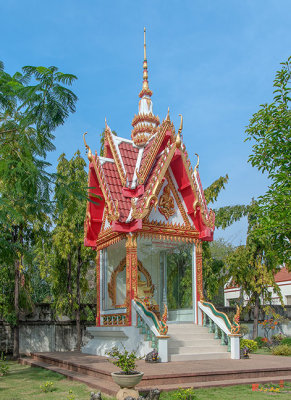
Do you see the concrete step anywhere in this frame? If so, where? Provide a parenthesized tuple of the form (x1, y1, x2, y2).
(19, 357, 118, 396)
(141, 375, 291, 391)
(169, 338, 222, 346)
(30, 353, 112, 382)
(168, 339, 221, 347)
(167, 324, 207, 332)
(169, 352, 231, 361)
(168, 332, 215, 340)
(169, 346, 229, 355)
(167, 323, 229, 361)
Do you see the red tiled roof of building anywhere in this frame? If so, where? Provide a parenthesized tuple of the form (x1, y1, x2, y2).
(274, 267, 291, 283)
(225, 267, 291, 291)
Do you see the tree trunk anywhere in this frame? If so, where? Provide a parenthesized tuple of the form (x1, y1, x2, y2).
(75, 245, 82, 351)
(252, 294, 260, 339)
(67, 254, 72, 297)
(13, 258, 20, 359)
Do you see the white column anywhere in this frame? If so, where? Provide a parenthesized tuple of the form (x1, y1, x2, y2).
(192, 243, 197, 324)
(229, 334, 241, 359)
(163, 252, 167, 308)
(158, 337, 168, 362)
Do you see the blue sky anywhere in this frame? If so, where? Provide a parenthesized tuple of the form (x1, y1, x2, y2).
(1, 0, 290, 245)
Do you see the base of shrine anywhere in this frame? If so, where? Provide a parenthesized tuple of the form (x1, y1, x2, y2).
(82, 326, 152, 359)
(20, 352, 291, 396)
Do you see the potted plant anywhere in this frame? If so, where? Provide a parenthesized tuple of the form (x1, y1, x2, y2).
(106, 346, 144, 389)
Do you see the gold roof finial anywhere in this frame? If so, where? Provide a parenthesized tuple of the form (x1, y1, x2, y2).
(144, 27, 147, 62)
(83, 132, 93, 162)
(139, 27, 152, 98)
(176, 114, 183, 148)
(166, 107, 170, 121)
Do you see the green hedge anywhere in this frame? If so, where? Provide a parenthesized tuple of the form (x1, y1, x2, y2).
(272, 344, 291, 356)
(281, 337, 291, 346)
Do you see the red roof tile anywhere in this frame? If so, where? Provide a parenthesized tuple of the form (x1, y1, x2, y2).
(119, 141, 139, 184)
(275, 267, 291, 283)
(101, 161, 132, 222)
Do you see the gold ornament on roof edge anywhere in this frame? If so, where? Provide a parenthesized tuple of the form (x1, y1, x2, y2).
(158, 182, 175, 220)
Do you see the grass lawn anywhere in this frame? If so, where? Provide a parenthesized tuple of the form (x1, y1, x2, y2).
(255, 348, 272, 355)
(254, 348, 291, 356)
(161, 384, 291, 400)
(1, 362, 291, 400)
(0, 362, 93, 400)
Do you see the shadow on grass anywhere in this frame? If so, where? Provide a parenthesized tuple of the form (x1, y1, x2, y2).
(4, 362, 64, 383)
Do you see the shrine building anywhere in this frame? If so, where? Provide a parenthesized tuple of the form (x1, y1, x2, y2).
(82, 29, 240, 362)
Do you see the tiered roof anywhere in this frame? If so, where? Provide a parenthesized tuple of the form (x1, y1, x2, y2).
(84, 29, 215, 248)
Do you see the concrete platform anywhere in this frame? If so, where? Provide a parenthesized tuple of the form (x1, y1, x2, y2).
(19, 351, 291, 396)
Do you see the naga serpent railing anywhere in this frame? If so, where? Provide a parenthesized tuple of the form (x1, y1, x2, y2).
(132, 298, 169, 362)
(198, 300, 241, 359)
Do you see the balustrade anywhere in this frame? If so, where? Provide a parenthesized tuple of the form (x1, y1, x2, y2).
(102, 314, 126, 326)
(132, 299, 169, 362)
(199, 301, 241, 359)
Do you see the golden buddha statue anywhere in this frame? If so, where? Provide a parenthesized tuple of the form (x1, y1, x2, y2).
(137, 271, 159, 317)
(137, 271, 154, 299)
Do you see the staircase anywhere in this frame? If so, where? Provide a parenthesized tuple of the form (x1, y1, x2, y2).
(168, 323, 230, 361)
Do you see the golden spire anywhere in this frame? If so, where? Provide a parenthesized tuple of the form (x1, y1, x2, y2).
(144, 27, 147, 63)
(139, 27, 152, 98)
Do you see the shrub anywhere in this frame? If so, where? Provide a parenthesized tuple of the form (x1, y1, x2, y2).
(240, 339, 258, 353)
(174, 388, 197, 400)
(106, 346, 141, 374)
(271, 344, 291, 356)
(0, 353, 9, 376)
(66, 389, 76, 400)
(254, 336, 264, 348)
(239, 324, 249, 337)
(40, 381, 54, 392)
(271, 333, 286, 346)
(281, 337, 291, 347)
(261, 337, 271, 347)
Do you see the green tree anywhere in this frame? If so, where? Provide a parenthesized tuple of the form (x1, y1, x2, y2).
(203, 239, 235, 305)
(36, 151, 95, 350)
(0, 62, 77, 357)
(202, 175, 249, 300)
(226, 201, 282, 338)
(245, 56, 291, 264)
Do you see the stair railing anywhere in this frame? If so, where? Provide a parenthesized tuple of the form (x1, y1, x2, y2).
(198, 300, 241, 359)
(132, 298, 169, 362)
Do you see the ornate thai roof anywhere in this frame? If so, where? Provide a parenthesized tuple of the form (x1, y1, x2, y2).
(84, 30, 215, 248)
